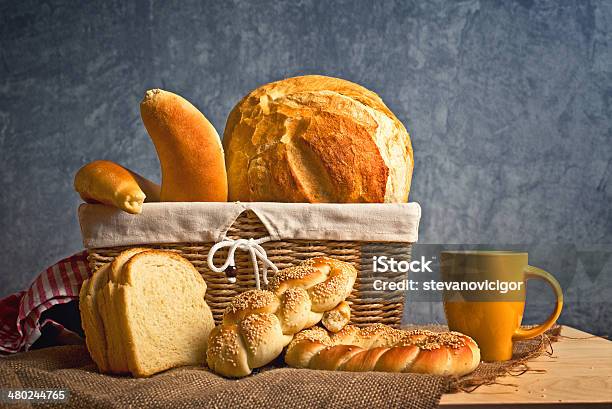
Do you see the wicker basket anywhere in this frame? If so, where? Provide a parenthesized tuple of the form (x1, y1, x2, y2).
(82, 204, 419, 328)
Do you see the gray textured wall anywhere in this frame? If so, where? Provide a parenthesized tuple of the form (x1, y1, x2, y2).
(1, 1, 610, 334)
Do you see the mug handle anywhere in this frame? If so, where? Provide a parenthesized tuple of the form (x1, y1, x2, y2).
(513, 265, 563, 341)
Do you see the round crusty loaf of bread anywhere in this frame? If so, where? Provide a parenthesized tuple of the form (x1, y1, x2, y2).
(285, 324, 480, 376)
(223, 75, 413, 203)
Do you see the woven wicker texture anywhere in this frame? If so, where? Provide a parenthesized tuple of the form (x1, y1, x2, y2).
(87, 211, 412, 326)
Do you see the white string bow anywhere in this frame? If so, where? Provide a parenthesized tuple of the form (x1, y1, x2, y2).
(207, 236, 278, 290)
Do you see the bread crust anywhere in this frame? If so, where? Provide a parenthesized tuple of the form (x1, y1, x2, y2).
(285, 324, 480, 376)
(78, 264, 110, 372)
(140, 89, 228, 202)
(223, 75, 413, 203)
(96, 248, 148, 374)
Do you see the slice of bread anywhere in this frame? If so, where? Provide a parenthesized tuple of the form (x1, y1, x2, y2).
(80, 248, 215, 377)
(115, 250, 215, 377)
(96, 248, 148, 373)
(79, 263, 111, 372)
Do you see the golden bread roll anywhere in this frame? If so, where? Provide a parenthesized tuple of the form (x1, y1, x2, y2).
(74, 160, 160, 214)
(223, 75, 413, 203)
(206, 257, 357, 378)
(285, 324, 480, 376)
(140, 89, 228, 202)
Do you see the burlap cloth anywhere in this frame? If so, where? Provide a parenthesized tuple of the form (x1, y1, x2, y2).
(0, 326, 560, 409)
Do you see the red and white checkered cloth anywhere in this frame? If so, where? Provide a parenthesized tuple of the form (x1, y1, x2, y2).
(0, 251, 91, 353)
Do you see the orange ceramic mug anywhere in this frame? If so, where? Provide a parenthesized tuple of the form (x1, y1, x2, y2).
(441, 251, 563, 361)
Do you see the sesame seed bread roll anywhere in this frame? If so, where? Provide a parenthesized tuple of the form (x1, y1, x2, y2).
(285, 324, 480, 376)
(140, 89, 228, 202)
(206, 257, 357, 378)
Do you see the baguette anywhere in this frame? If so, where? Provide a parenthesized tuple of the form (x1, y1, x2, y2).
(285, 324, 480, 376)
(74, 160, 160, 214)
(140, 89, 228, 202)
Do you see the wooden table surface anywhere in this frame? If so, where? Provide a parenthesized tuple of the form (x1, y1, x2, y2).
(439, 326, 612, 408)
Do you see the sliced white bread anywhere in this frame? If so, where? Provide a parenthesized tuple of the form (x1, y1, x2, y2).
(79, 263, 111, 372)
(115, 250, 215, 377)
(96, 248, 148, 373)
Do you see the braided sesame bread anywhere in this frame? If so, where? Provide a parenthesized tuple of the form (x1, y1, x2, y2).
(206, 257, 357, 377)
(285, 324, 480, 376)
